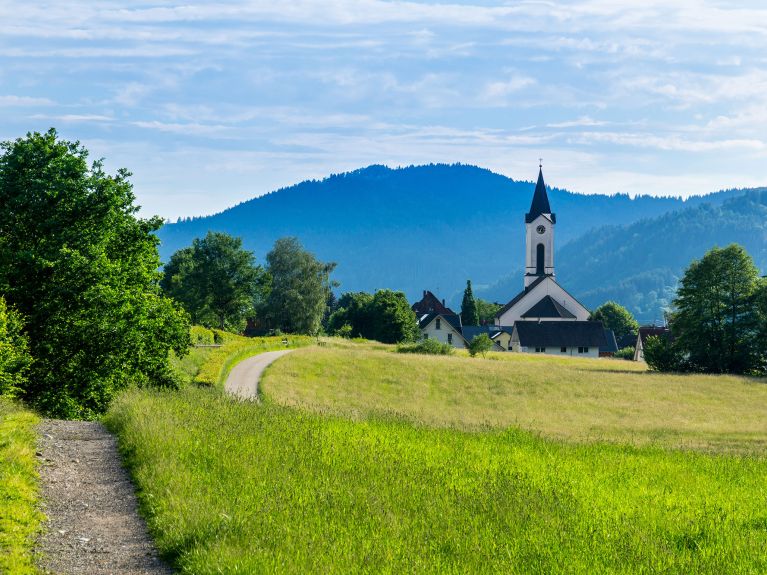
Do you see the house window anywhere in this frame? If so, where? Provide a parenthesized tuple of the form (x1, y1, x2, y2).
(578, 346, 589, 354)
(447, 333, 453, 344)
(436, 318, 441, 330)
(535, 347, 545, 353)
(561, 347, 567, 353)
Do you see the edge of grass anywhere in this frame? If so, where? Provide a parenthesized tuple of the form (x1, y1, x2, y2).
(0, 397, 43, 575)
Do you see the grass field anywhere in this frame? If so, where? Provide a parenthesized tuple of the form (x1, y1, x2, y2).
(0, 397, 42, 575)
(262, 346, 767, 452)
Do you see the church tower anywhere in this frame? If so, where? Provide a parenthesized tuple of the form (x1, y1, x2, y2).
(524, 166, 556, 287)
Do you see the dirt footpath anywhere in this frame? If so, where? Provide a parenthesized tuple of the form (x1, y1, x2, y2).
(36, 419, 172, 575)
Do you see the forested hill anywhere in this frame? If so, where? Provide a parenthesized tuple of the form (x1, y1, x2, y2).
(479, 189, 767, 322)
(156, 164, 754, 320)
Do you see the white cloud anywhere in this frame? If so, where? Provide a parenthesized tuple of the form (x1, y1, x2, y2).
(0, 95, 54, 106)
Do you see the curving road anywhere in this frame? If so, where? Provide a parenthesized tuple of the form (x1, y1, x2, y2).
(224, 349, 293, 400)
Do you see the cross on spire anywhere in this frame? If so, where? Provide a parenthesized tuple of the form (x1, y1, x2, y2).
(539, 157, 543, 168)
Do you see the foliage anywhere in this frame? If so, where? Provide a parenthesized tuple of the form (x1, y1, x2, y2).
(161, 232, 264, 330)
(590, 301, 639, 340)
(190, 326, 216, 346)
(0, 298, 31, 398)
(460, 280, 479, 326)
(262, 237, 336, 335)
(468, 333, 493, 357)
(0, 129, 190, 418)
(397, 338, 455, 355)
(334, 324, 353, 338)
(672, 244, 762, 374)
(643, 335, 684, 372)
(328, 290, 418, 343)
(614, 346, 636, 360)
(107, 377, 767, 574)
(0, 398, 43, 574)
(476, 298, 502, 324)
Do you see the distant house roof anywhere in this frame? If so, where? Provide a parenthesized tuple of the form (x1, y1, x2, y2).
(521, 295, 577, 319)
(461, 325, 504, 341)
(525, 167, 556, 224)
(418, 312, 462, 333)
(637, 326, 672, 347)
(412, 290, 456, 316)
(616, 333, 637, 349)
(600, 329, 618, 353)
(513, 321, 608, 348)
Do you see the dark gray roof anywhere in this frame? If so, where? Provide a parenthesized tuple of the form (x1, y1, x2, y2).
(494, 275, 547, 319)
(601, 329, 618, 353)
(616, 333, 637, 349)
(638, 326, 672, 347)
(513, 321, 608, 348)
(525, 168, 556, 224)
(521, 295, 576, 319)
(461, 325, 504, 341)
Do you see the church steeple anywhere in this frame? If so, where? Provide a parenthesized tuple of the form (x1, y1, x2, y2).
(525, 167, 555, 223)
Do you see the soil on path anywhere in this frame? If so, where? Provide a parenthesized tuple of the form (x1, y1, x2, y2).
(36, 419, 172, 575)
(224, 349, 294, 400)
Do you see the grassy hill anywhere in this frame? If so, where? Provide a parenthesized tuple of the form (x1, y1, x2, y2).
(105, 341, 767, 573)
(156, 164, 753, 321)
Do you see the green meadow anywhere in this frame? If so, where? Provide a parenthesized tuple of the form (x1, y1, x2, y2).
(104, 340, 767, 574)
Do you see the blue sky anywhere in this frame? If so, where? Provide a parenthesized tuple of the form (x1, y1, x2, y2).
(1, 1, 766, 219)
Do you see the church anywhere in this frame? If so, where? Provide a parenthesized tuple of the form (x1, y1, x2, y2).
(413, 166, 610, 356)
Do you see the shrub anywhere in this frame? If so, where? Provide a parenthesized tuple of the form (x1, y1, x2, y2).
(335, 324, 353, 339)
(190, 326, 215, 346)
(468, 334, 493, 358)
(614, 346, 635, 360)
(397, 338, 454, 355)
(644, 335, 684, 372)
(0, 298, 31, 399)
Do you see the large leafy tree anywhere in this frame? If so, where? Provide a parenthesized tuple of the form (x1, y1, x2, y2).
(263, 237, 336, 334)
(461, 280, 479, 326)
(672, 244, 760, 374)
(590, 301, 639, 339)
(476, 299, 502, 325)
(0, 129, 190, 418)
(328, 290, 418, 343)
(327, 292, 375, 337)
(161, 232, 263, 330)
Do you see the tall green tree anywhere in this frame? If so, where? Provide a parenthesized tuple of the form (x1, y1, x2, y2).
(369, 290, 419, 344)
(673, 244, 760, 374)
(263, 237, 336, 334)
(327, 292, 374, 337)
(161, 232, 263, 330)
(476, 299, 502, 325)
(461, 280, 479, 326)
(0, 129, 190, 418)
(0, 297, 31, 398)
(590, 301, 639, 339)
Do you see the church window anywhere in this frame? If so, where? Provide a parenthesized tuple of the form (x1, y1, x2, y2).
(536, 244, 545, 275)
(436, 318, 441, 330)
(448, 333, 453, 344)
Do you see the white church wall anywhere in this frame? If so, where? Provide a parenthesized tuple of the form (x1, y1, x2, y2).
(496, 277, 590, 326)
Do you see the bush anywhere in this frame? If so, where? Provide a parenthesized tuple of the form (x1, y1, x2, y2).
(190, 326, 215, 346)
(468, 334, 493, 358)
(644, 335, 684, 372)
(614, 346, 635, 360)
(335, 324, 353, 339)
(0, 298, 31, 399)
(397, 338, 454, 356)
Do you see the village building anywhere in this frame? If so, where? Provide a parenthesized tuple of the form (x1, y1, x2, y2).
(634, 326, 672, 361)
(414, 165, 608, 356)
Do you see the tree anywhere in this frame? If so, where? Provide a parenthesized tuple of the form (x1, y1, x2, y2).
(0, 297, 31, 398)
(369, 290, 419, 344)
(468, 334, 493, 357)
(263, 237, 336, 334)
(476, 299, 502, 325)
(0, 129, 190, 418)
(755, 279, 767, 373)
(461, 280, 479, 326)
(590, 301, 639, 340)
(161, 232, 263, 330)
(327, 292, 374, 337)
(672, 244, 760, 374)
(643, 335, 683, 372)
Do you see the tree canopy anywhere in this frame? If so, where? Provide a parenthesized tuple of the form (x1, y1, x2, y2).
(476, 299, 502, 325)
(328, 290, 418, 343)
(161, 232, 264, 330)
(590, 301, 639, 339)
(0, 129, 190, 418)
(461, 280, 479, 326)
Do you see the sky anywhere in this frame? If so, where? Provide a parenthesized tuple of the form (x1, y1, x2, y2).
(1, 1, 766, 219)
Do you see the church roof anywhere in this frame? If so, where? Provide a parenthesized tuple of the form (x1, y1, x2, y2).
(521, 295, 576, 319)
(513, 321, 608, 348)
(525, 167, 556, 224)
(494, 275, 548, 319)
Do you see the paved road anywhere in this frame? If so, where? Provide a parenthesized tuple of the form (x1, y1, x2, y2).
(37, 419, 172, 575)
(224, 349, 294, 400)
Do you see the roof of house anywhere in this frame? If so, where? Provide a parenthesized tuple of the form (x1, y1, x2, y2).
(637, 326, 672, 347)
(616, 333, 637, 349)
(513, 320, 608, 348)
(525, 167, 556, 224)
(521, 295, 577, 319)
(600, 329, 619, 353)
(412, 290, 456, 316)
(418, 312, 462, 333)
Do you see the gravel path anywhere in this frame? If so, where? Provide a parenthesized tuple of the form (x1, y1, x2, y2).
(224, 349, 294, 400)
(36, 419, 172, 575)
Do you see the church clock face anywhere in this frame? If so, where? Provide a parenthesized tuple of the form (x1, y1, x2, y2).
(536, 225, 546, 234)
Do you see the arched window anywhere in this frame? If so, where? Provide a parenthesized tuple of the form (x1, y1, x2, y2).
(536, 243, 545, 275)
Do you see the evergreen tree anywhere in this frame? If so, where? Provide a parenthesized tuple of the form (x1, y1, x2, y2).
(590, 301, 639, 339)
(461, 280, 479, 326)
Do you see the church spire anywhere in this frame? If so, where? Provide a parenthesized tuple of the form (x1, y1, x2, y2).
(525, 166, 555, 223)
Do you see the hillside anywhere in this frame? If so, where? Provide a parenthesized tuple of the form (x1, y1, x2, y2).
(156, 164, 755, 321)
